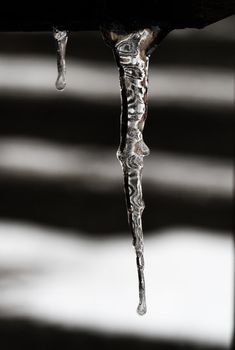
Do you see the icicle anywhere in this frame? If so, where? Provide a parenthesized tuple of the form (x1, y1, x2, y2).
(53, 28, 68, 91)
(101, 26, 165, 315)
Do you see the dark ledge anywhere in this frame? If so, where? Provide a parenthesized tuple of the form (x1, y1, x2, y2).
(0, 1, 234, 31)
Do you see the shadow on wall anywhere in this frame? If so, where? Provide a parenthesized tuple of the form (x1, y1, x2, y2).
(0, 318, 231, 350)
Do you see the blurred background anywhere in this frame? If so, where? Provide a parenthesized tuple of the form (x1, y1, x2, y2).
(0, 15, 234, 350)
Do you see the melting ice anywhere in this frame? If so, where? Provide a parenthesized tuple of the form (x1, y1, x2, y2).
(53, 28, 68, 91)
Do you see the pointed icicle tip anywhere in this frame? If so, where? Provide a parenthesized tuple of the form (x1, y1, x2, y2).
(137, 304, 147, 316)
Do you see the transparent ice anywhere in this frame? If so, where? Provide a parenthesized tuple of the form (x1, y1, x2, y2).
(102, 27, 162, 315)
(53, 28, 68, 91)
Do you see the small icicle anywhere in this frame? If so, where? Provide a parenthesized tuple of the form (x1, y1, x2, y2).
(53, 28, 68, 91)
(101, 26, 167, 315)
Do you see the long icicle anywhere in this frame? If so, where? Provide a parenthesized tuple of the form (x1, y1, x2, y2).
(53, 28, 68, 91)
(101, 26, 165, 315)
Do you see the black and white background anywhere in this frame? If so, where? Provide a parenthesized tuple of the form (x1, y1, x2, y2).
(0, 16, 234, 350)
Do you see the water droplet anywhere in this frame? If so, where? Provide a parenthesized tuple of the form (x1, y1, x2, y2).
(53, 28, 68, 91)
(102, 27, 162, 315)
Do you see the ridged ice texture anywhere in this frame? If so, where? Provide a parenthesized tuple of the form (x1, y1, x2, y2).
(102, 28, 160, 315)
(53, 28, 68, 91)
